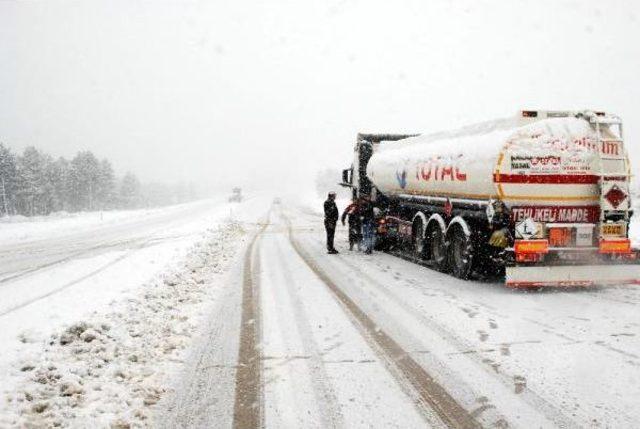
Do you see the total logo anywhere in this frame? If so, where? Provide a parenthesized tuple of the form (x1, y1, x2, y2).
(415, 157, 467, 182)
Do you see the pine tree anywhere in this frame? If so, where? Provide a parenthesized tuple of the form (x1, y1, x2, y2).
(16, 147, 47, 216)
(96, 159, 115, 209)
(119, 172, 141, 209)
(47, 157, 71, 212)
(0, 143, 18, 216)
(39, 154, 55, 215)
(69, 151, 101, 211)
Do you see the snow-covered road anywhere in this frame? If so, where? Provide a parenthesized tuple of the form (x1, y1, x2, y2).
(0, 200, 228, 285)
(161, 207, 450, 428)
(286, 206, 640, 428)
(162, 202, 640, 428)
(3, 197, 640, 428)
(259, 213, 448, 428)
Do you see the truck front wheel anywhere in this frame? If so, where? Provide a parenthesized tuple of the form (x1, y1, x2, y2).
(448, 225, 473, 279)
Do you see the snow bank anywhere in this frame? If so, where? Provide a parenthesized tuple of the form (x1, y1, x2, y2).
(0, 222, 246, 428)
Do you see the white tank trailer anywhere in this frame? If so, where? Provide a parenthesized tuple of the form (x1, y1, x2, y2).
(341, 110, 640, 287)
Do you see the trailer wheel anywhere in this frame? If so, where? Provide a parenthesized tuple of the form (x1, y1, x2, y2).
(428, 225, 448, 271)
(413, 221, 427, 260)
(448, 225, 473, 279)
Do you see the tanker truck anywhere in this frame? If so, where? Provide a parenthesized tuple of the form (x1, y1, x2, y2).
(340, 110, 640, 287)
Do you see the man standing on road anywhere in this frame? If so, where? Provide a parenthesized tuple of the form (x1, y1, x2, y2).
(341, 199, 361, 251)
(360, 196, 375, 254)
(324, 192, 339, 254)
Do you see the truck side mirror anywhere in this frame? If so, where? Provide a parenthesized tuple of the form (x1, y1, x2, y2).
(342, 168, 352, 185)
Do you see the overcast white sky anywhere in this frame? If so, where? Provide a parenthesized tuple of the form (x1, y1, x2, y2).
(1, 0, 639, 192)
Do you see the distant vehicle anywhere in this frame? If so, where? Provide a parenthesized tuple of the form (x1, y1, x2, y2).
(341, 110, 640, 287)
(229, 187, 243, 202)
(273, 197, 282, 205)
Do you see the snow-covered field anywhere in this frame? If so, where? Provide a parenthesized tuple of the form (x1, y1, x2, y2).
(0, 196, 268, 427)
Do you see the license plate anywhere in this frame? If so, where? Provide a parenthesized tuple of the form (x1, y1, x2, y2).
(601, 224, 625, 236)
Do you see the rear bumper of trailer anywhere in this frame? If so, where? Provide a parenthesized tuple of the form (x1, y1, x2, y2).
(506, 264, 640, 288)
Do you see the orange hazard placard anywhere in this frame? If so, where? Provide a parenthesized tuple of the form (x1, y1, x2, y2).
(599, 239, 631, 254)
(515, 240, 549, 254)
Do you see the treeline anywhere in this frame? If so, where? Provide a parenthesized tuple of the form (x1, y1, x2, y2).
(0, 143, 198, 217)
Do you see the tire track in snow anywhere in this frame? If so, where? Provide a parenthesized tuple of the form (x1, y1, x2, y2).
(0, 236, 163, 286)
(269, 233, 345, 428)
(304, 235, 581, 429)
(232, 215, 269, 429)
(0, 239, 158, 318)
(283, 214, 480, 429)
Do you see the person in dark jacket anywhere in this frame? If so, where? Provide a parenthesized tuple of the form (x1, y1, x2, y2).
(488, 200, 511, 248)
(341, 200, 361, 251)
(359, 196, 376, 254)
(324, 192, 339, 254)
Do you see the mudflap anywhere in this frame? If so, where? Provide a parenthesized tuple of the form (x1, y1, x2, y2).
(505, 264, 640, 288)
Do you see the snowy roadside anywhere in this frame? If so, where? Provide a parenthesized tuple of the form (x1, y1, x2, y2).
(0, 220, 247, 428)
(0, 200, 218, 245)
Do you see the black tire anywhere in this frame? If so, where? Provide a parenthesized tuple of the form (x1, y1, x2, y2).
(413, 220, 427, 260)
(448, 225, 474, 279)
(428, 225, 448, 272)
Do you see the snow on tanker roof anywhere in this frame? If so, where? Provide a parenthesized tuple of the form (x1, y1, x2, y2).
(374, 114, 609, 160)
(376, 116, 518, 151)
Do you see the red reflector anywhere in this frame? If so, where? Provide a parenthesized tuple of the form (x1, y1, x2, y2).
(599, 239, 631, 254)
(515, 240, 549, 254)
